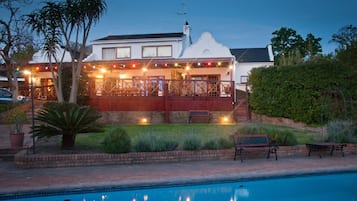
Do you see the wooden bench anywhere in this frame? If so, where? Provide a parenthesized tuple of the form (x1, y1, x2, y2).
(188, 110, 210, 123)
(306, 143, 347, 158)
(233, 134, 278, 162)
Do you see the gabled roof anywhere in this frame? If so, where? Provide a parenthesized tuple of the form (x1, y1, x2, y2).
(230, 47, 272, 62)
(181, 32, 232, 58)
(94, 32, 184, 41)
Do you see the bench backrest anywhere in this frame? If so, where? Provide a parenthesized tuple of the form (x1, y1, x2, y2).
(189, 110, 210, 116)
(233, 134, 270, 147)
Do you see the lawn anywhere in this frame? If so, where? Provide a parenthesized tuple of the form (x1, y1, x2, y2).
(75, 123, 324, 151)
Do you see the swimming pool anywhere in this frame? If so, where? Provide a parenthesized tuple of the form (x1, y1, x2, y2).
(4, 172, 357, 201)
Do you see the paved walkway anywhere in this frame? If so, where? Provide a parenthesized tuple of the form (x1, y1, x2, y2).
(1, 124, 357, 198)
(1, 154, 357, 197)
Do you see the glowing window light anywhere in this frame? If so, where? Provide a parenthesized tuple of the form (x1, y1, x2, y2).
(119, 74, 126, 79)
(218, 61, 222, 66)
(185, 66, 190, 71)
(100, 68, 107, 73)
(142, 67, 148, 72)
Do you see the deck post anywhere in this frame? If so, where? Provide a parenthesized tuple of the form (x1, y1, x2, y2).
(164, 83, 169, 123)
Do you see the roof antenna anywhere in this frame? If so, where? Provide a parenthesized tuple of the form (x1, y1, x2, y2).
(177, 0, 188, 22)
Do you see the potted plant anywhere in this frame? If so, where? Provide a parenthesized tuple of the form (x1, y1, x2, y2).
(6, 107, 28, 148)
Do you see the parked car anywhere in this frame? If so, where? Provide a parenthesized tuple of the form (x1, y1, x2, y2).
(0, 88, 27, 103)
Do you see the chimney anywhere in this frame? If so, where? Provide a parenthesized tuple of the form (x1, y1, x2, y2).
(181, 21, 192, 56)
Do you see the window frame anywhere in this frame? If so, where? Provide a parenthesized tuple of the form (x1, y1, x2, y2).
(116, 47, 131, 59)
(142, 45, 172, 58)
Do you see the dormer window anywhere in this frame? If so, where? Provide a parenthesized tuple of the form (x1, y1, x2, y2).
(102, 47, 131, 60)
(116, 47, 131, 58)
(142, 45, 172, 58)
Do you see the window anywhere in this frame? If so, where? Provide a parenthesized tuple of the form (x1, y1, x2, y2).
(102, 48, 115, 60)
(103, 47, 131, 60)
(143, 46, 172, 58)
(157, 46, 171, 57)
(142, 47, 157, 57)
(240, 76, 248, 84)
(116, 47, 130, 58)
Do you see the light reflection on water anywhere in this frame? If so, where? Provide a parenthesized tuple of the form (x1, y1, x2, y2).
(7, 172, 357, 201)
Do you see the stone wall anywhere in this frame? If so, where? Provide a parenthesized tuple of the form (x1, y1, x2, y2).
(14, 144, 357, 168)
(98, 111, 235, 124)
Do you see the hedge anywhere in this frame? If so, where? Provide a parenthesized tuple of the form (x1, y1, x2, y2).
(249, 59, 356, 124)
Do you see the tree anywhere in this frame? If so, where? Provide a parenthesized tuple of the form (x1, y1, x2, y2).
(26, 2, 65, 102)
(305, 33, 322, 58)
(0, 0, 34, 102)
(26, 0, 107, 103)
(330, 24, 357, 67)
(271, 27, 322, 65)
(331, 24, 357, 51)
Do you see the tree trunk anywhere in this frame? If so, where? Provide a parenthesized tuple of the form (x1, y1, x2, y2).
(61, 134, 76, 149)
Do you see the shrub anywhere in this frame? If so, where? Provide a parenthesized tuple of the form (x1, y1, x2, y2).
(182, 137, 201, 150)
(236, 124, 265, 134)
(327, 120, 357, 143)
(268, 131, 298, 146)
(133, 135, 178, 152)
(237, 124, 298, 146)
(217, 138, 234, 149)
(202, 140, 219, 150)
(103, 127, 131, 153)
(202, 138, 233, 150)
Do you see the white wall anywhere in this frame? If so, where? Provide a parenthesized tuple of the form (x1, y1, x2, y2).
(91, 38, 183, 60)
(234, 61, 274, 91)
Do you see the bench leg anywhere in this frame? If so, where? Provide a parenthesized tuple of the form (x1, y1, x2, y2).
(240, 149, 243, 162)
(268, 148, 278, 160)
(330, 145, 335, 156)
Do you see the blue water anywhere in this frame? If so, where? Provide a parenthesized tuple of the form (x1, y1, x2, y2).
(5, 172, 357, 201)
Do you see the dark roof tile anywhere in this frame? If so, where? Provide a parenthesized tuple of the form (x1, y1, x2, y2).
(94, 32, 184, 41)
(230, 47, 271, 62)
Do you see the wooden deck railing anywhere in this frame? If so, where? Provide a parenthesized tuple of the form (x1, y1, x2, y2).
(92, 79, 234, 97)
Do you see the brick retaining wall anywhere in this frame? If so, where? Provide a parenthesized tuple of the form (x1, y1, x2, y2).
(15, 144, 357, 168)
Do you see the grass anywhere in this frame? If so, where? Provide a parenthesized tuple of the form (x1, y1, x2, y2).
(75, 123, 324, 151)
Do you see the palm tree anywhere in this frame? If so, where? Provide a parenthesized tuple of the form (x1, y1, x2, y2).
(26, 0, 107, 103)
(33, 102, 102, 148)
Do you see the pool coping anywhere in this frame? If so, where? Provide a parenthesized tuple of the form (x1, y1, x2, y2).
(1, 165, 357, 200)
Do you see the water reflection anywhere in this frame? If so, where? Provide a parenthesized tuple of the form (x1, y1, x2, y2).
(12, 173, 357, 201)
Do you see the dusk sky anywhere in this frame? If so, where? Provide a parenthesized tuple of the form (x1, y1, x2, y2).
(89, 0, 357, 54)
(3, 0, 357, 54)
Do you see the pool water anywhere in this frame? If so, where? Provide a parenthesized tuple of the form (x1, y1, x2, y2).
(5, 172, 357, 201)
